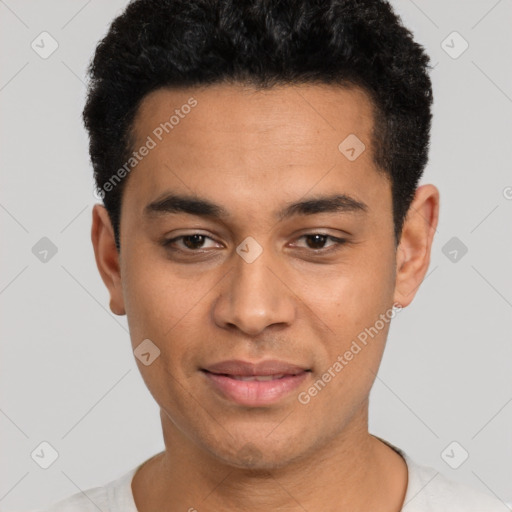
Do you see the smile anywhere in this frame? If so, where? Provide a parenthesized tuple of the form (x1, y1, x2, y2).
(201, 369, 310, 406)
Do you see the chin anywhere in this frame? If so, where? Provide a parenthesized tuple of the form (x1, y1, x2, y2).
(210, 437, 306, 472)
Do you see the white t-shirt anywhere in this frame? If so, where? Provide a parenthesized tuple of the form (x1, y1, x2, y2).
(32, 438, 509, 512)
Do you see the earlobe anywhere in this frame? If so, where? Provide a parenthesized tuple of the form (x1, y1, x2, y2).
(91, 204, 126, 316)
(393, 184, 440, 308)
(109, 297, 125, 316)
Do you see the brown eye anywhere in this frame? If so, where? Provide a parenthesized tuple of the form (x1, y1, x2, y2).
(295, 233, 347, 251)
(162, 234, 220, 252)
(304, 234, 329, 249)
(181, 234, 207, 249)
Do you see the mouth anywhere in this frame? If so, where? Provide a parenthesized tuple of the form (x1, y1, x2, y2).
(201, 359, 311, 406)
(206, 373, 296, 381)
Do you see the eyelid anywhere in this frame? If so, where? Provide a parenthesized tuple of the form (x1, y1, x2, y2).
(289, 233, 347, 250)
(162, 233, 223, 250)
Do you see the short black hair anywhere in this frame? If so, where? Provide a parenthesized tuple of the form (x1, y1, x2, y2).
(83, 0, 434, 252)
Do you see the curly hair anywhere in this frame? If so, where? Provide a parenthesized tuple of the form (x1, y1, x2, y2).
(83, 0, 433, 252)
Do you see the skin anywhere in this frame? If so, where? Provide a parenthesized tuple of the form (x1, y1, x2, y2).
(91, 82, 439, 512)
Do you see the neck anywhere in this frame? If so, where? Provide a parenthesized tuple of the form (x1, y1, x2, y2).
(132, 404, 407, 512)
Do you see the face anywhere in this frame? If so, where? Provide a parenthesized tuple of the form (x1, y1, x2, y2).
(92, 83, 438, 470)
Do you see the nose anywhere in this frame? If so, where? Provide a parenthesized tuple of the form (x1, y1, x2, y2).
(212, 245, 296, 336)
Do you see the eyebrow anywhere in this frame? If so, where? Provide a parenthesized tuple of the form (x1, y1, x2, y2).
(144, 192, 368, 221)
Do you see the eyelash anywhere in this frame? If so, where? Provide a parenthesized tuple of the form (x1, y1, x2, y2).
(162, 233, 348, 255)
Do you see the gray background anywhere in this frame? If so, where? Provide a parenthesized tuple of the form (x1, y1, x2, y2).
(1, 1, 511, 510)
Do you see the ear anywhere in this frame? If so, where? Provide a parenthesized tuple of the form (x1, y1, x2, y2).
(394, 184, 440, 308)
(91, 204, 126, 315)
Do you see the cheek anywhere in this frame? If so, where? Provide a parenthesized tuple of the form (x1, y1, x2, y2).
(122, 241, 185, 323)
(301, 245, 396, 331)
(121, 250, 215, 374)
(302, 275, 395, 427)
(121, 248, 179, 352)
(299, 241, 397, 400)
(121, 256, 206, 411)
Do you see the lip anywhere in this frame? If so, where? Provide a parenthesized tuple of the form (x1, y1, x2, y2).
(201, 359, 310, 406)
(204, 359, 309, 376)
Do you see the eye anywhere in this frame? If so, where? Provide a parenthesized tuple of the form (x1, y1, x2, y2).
(162, 234, 221, 252)
(292, 233, 347, 251)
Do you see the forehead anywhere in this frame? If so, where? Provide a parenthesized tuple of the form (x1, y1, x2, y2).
(123, 82, 388, 223)
(133, 82, 376, 149)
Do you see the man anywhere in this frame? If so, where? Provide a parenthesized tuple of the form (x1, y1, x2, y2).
(35, 0, 507, 510)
